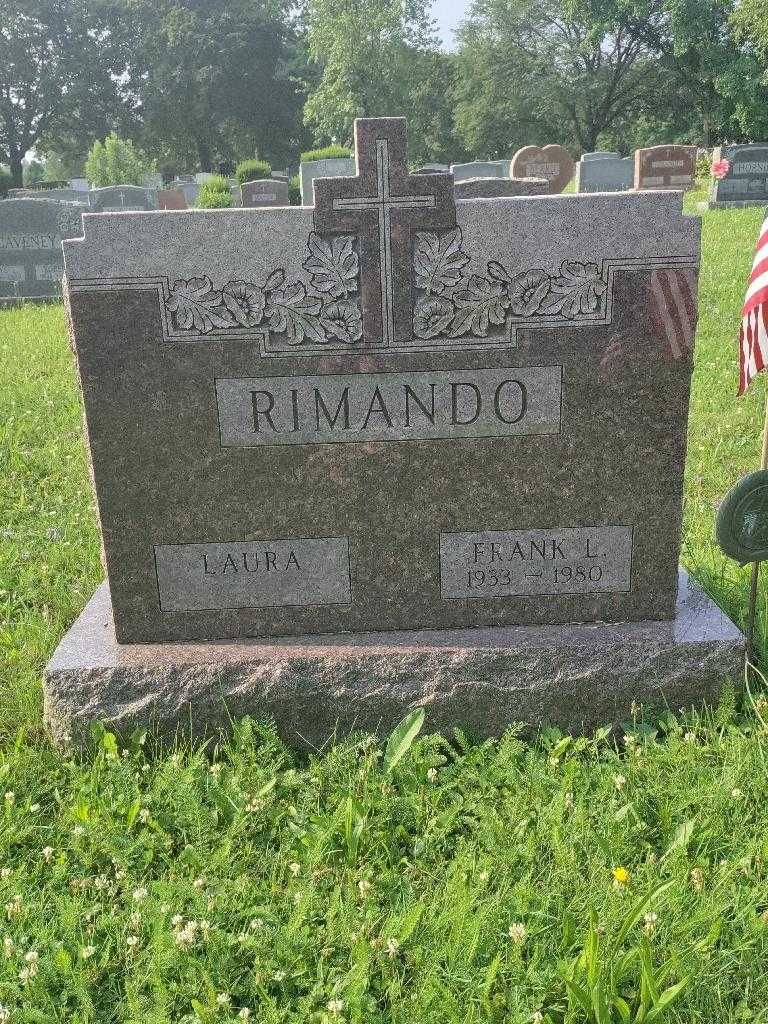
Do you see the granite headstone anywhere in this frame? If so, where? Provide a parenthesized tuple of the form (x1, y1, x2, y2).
(450, 160, 509, 181)
(709, 144, 768, 208)
(454, 176, 548, 199)
(157, 188, 188, 211)
(634, 145, 697, 191)
(300, 158, 356, 206)
(89, 186, 157, 212)
(169, 180, 200, 206)
(241, 179, 289, 208)
(575, 153, 633, 193)
(0, 199, 83, 301)
(510, 146, 574, 193)
(48, 117, 743, 748)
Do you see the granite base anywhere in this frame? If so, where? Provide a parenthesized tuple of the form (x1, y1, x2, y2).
(44, 571, 745, 751)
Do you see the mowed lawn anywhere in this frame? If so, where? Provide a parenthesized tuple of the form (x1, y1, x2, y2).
(0, 192, 768, 1022)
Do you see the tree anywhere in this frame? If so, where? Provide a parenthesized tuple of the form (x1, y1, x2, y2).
(302, 0, 462, 164)
(85, 133, 156, 186)
(125, 0, 306, 172)
(0, 0, 132, 186)
(454, 0, 669, 157)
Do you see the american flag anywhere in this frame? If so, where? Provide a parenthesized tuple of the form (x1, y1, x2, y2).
(738, 211, 768, 395)
(648, 269, 697, 360)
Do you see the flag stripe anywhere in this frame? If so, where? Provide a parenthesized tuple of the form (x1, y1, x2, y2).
(738, 213, 768, 394)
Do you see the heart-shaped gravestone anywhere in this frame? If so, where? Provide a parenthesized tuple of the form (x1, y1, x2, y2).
(510, 145, 574, 193)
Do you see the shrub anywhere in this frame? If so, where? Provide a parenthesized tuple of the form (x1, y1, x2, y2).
(0, 168, 10, 198)
(235, 158, 272, 185)
(196, 175, 234, 209)
(289, 173, 301, 205)
(85, 133, 156, 187)
(300, 145, 352, 163)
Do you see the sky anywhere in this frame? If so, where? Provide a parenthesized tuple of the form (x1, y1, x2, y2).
(431, 0, 472, 49)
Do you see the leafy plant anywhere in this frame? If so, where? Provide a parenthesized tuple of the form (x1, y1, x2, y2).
(289, 173, 301, 205)
(382, 709, 425, 773)
(84, 133, 156, 188)
(235, 158, 272, 185)
(196, 176, 234, 209)
(300, 145, 352, 163)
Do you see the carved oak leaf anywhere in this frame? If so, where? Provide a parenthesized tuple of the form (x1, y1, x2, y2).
(166, 277, 236, 333)
(413, 295, 455, 339)
(449, 275, 508, 337)
(414, 228, 469, 294)
(303, 233, 358, 298)
(319, 300, 363, 344)
(266, 281, 325, 345)
(539, 261, 607, 318)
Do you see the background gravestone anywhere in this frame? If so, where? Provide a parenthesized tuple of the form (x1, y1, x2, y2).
(157, 188, 188, 210)
(49, 117, 743, 749)
(0, 199, 83, 301)
(710, 144, 768, 208)
(413, 164, 450, 174)
(241, 179, 290, 207)
(576, 153, 633, 193)
(450, 160, 509, 181)
(89, 186, 157, 212)
(169, 180, 200, 206)
(634, 145, 697, 190)
(454, 176, 548, 199)
(300, 158, 356, 205)
(510, 146, 574, 193)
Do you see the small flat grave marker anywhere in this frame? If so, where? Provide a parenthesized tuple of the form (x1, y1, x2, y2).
(240, 179, 290, 208)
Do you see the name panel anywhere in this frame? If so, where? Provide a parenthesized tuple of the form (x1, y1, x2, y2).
(440, 526, 633, 599)
(154, 537, 351, 612)
(216, 366, 562, 447)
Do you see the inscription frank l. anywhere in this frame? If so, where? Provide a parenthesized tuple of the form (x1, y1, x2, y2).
(440, 526, 632, 599)
(154, 538, 351, 612)
(216, 366, 562, 446)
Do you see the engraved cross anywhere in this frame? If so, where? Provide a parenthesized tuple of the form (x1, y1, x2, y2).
(313, 118, 456, 347)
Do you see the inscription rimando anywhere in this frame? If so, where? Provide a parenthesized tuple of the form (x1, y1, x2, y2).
(216, 366, 563, 447)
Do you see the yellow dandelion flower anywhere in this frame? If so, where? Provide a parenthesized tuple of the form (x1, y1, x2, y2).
(612, 866, 629, 886)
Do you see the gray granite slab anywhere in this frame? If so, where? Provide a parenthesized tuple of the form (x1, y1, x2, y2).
(63, 117, 701, 645)
(710, 144, 768, 206)
(450, 160, 510, 181)
(634, 145, 697, 190)
(0, 199, 84, 301)
(240, 178, 289, 208)
(43, 570, 744, 750)
(89, 185, 157, 212)
(454, 176, 548, 199)
(299, 158, 356, 206)
(576, 154, 633, 193)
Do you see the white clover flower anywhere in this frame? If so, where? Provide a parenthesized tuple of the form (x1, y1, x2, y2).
(386, 937, 399, 957)
(643, 911, 658, 934)
(478, 870, 489, 882)
(273, 969, 286, 982)
(171, 914, 184, 927)
(193, 877, 205, 889)
(42, 847, 54, 864)
(0, 1004, 9, 1022)
(215, 993, 230, 1007)
(81, 945, 96, 960)
(3, 793, 14, 806)
(72, 825, 85, 838)
(29, 804, 40, 813)
(426, 767, 438, 782)
(357, 879, 371, 897)
(238, 1010, 251, 1021)
(731, 787, 743, 799)
(289, 862, 301, 876)
(139, 808, 151, 823)
(126, 935, 139, 951)
(249, 917, 264, 930)
(508, 922, 526, 943)
(5, 895, 22, 919)
(199, 920, 212, 939)
(293, 891, 302, 904)
(132, 887, 148, 902)
(327, 998, 344, 1013)
(0, 868, 10, 879)
(564, 791, 574, 810)
(614, 774, 626, 791)
(684, 731, 696, 743)
(129, 911, 141, 930)
(24, 951, 38, 965)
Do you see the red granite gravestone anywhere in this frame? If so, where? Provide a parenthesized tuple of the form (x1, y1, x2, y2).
(510, 145, 574, 193)
(634, 145, 698, 191)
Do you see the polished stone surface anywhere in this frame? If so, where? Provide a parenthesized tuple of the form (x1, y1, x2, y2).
(63, 117, 701, 644)
(157, 188, 188, 210)
(240, 179, 289, 208)
(454, 176, 548, 199)
(89, 185, 157, 212)
(299, 157, 356, 206)
(576, 154, 633, 193)
(510, 146, 574, 193)
(450, 160, 510, 181)
(0, 198, 84, 301)
(43, 571, 744, 750)
(634, 146, 697, 191)
(710, 144, 768, 206)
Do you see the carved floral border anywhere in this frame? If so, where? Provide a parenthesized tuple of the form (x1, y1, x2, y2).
(164, 233, 362, 345)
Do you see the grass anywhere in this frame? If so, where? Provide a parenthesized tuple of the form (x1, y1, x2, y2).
(1, 194, 768, 1021)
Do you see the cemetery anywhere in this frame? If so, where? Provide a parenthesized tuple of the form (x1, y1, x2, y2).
(3, 0, 768, 1019)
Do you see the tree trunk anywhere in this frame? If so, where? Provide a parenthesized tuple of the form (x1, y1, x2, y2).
(196, 137, 213, 173)
(9, 155, 23, 188)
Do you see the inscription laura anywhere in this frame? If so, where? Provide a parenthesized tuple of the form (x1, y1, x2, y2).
(216, 366, 563, 446)
(440, 526, 633, 598)
(154, 538, 351, 612)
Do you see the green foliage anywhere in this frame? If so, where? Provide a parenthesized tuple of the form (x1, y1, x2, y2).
(289, 173, 301, 205)
(85, 133, 156, 188)
(235, 158, 272, 184)
(300, 144, 352, 163)
(0, 167, 11, 197)
(196, 176, 234, 208)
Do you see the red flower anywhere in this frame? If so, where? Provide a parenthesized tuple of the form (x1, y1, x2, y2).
(711, 159, 730, 180)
